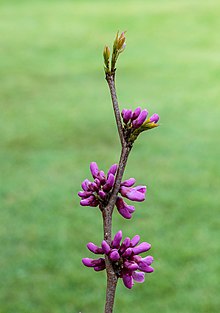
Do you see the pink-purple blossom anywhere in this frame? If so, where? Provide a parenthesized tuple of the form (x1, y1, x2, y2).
(78, 162, 118, 209)
(82, 230, 154, 289)
(78, 163, 147, 219)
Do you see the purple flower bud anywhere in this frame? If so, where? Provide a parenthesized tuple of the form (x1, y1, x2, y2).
(81, 179, 90, 191)
(94, 178, 101, 188)
(122, 248, 133, 258)
(132, 271, 145, 283)
(87, 242, 103, 254)
(149, 113, 159, 123)
(138, 263, 154, 273)
(109, 249, 120, 261)
(119, 237, 131, 254)
(87, 182, 99, 192)
(82, 258, 95, 267)
(131, 107, 141, 121)
(132, 109, 148, 129)
(101, 240, 111, 254)
(116, 197, 135, 219)
(120, 185, 146, 202)
(78, 191, 93, 198)
(120, 178, 136, 187)
(124, 261, 139, 271)
(90, 162, 99, 179)
(107, 164, 118, 177)
(80, 195, 99, 207)
(130, 235, 140, 247)
(122, 274, 134, 289)
(121, 109, 132, 123)
(97, 170, 106, 185)
(112, 230, 123, 248)
(82, 257, 105, 268)
(132, 242, 151, 255)
(141, 255, 154, 266)
(98, 190, 106, 200)
(103, 173, 115, 192)
(94, 263, 106, 271)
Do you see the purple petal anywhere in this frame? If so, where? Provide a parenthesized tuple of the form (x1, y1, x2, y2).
(141, 255, 154, 266)
(138, 263, 154, 273)
(78, 191, 93, 198)
(82, 257, 105, 268)
(130, 235, 140, 247)
(121, 109, 132, 123)
(103, 173, 115, 192)
(107, 164, 118, 177)
(132, 109, 148, 129)
(122, 274, 134, 289)
(132, 271, 145, 283)
(131, 107, 141, 121)
(120, 178, 136, 187)
(81, 179, 90, 191)
(120, 185, 146, 202)
(87, 242, 104, 254)
(116, 197, 135, 219)
(98, 190, 106, 200)
(132, 242, 151, 255)
(109, 249, 120, 261)
(112, 230, 123, 248)
(101, 240, 111, 254)
(149, 113, 159, 123)
(94, 263, 106, 271)
(90, 162, 99, 179)
(122, 248, 133, 258)
(119, 237, 131, 254)
(124, 261, 139, 271)
(80, 195, 99, 207)
(97, 170, 106, 185)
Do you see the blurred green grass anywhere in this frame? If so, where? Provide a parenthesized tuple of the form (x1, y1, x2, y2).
(0, 0, 220, 312)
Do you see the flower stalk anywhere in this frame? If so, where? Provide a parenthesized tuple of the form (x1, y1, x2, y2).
(79, 31, 159, 313)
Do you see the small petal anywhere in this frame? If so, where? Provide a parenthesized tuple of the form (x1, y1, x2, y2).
(81, 179, 90, 191)
(120, 185, 146, 202)
(149, 113, 159, 123)
(121, 109, 132, 123)
(102, 240, 111, 254)
(94, 263, 106, 271)
(122, 248, 133, 258)
(141, 256, 154, 266)
(132, 271, 145, 283)
(112, 230, 123, 248)
(132, 242, 151, 255)
(98, 190, 106, 200)
(119, 237, 131, 254)
(122, 274, 134, 289)
(87, 242, 103, 254)
(90, 162, 99, 179)
(80, 195, 99, 207)
(130, 235, 140, 247)
(138, 264, 154, 273)
(131, 107, 141, 121)
(116, 197, 135, 219)
(109, 249, 120, 261)
(78, 191, 93, 198)
(82, 257, 104, 268)
(107, 164, 118, 177)
(124, 261, 139, 271)
(132, 109, 148, 129)
(103, 173, 115, 192)
(120, 178, 136, 187)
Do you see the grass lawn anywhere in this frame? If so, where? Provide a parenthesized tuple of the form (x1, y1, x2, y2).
(1, 0, 220, 312)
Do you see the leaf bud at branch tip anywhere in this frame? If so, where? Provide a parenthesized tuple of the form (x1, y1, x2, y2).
(103, 45, 111, 73)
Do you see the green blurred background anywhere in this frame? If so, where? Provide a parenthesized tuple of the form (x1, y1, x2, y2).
(1, 0, 219, 312)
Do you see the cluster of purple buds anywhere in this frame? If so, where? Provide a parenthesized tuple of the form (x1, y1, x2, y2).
(121, 107, 159, 129)
(82, 230, 154, 289)
(78, 162, 118, 208)
(116, 178, 146, 219)
(78, 163, 146, 219)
